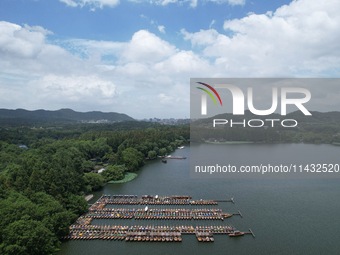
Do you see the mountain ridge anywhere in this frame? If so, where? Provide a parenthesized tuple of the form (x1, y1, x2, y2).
(0, 108, 134, 125)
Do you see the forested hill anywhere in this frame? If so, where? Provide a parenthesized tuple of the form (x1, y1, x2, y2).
(0, 108, 134, 125)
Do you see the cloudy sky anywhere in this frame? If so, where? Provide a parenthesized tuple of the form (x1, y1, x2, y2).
(0, 0, 339, 119)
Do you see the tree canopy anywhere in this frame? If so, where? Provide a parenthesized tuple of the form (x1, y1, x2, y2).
(0, 121, 189, 254)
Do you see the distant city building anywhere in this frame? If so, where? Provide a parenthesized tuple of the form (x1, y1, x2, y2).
(142, 118, 190, 125)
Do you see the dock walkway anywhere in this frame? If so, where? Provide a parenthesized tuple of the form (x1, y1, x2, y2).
(65, 224, 241, 242)
(66, 194, 254, 243)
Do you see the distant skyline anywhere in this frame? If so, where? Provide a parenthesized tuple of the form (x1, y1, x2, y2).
(1, 0, 340, 118)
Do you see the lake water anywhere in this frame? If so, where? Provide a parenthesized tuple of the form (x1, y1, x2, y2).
(59, 144, 340, 255)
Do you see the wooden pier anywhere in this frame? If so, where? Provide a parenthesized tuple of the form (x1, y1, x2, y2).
(64, 224, 245, 242)
(164, 155, 187, 159)
(97, 195, 223, 206)
(232, 210, 243, 218)
(83, 207, 238, 220)
(159, 155, 187, 160)
(246, 228, 256, 238)
(66, 194, 254, 243)
(214, 197, 235, 204)
(85, 194, 94, 202)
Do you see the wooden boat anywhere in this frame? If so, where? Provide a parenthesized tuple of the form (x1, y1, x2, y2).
(229, 231, 245, 237)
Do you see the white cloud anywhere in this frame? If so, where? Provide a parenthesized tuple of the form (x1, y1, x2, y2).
(154, 50, 211, 74)
(59, 0, 78, 7)
(0, 22, 50, 58)
(0, 22, 204, 117)
(206, 0, 245, 6)
(157, 25, 166, 34)
(209, 19, 216, 29)
(158, 93, 174, 104)
(2, 0, 340, 118)
(189, 0, 198, 8)
(149, 0, 245, 7)
(35, 74, 116, 101)
(183, 0, 340, 76)
(156, 0, 178, 6)
(225, 0, 245, 6)
(138, 14, 166, 35)
(62, 39, 124, 61)
(181, 28, 224, 47)
(120, 30, 176, 63)
(60, 0, 245, 9)
(59, 0, 120, 9)
(0, 21, 120, 112)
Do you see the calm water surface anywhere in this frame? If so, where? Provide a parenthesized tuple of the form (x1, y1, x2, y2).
(60, 144, 340, 255)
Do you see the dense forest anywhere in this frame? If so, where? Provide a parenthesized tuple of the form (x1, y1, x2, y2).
(0, 121, 189, 254)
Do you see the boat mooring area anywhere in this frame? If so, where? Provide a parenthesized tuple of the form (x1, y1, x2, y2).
(65, 195, 254, 242)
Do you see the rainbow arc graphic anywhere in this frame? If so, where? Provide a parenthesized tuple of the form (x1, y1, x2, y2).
(196, 82, 223, 115)
(196, 82, 223, 106)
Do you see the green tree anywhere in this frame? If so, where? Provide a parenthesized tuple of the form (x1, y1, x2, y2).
(4, 164, 28, 191)
(101, 165, 126, 181)
(159, 148, 167, 156)
(28, 168, 45, 193)
(147, 150, 157, 159)
(166, 145, 173, 153)
(62, 194, 87, 215)
(0, 192, 36, 234)
(43, 211, 76, 239)
(84, 172, 104, 191)
(29, 192, 76, 238)
(121, 147, 144, 171)
(1, 219, 57, 255)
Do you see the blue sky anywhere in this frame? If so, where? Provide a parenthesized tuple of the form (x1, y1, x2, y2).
(1, 1, 291, 44)
(0, 0, 339, 118)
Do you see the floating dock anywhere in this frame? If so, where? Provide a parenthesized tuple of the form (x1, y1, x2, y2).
(64, 224, 239, 242)
(212, 196, 234, 204)
(159, 155, 187, 160)
(232, 210, 243, 218)
(166, 156, 187, 159)
(97, 194, 234, 205)
(246, 228, 256, 238)
(84, 208, 234, 220)
(66, 194, 254, 243)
